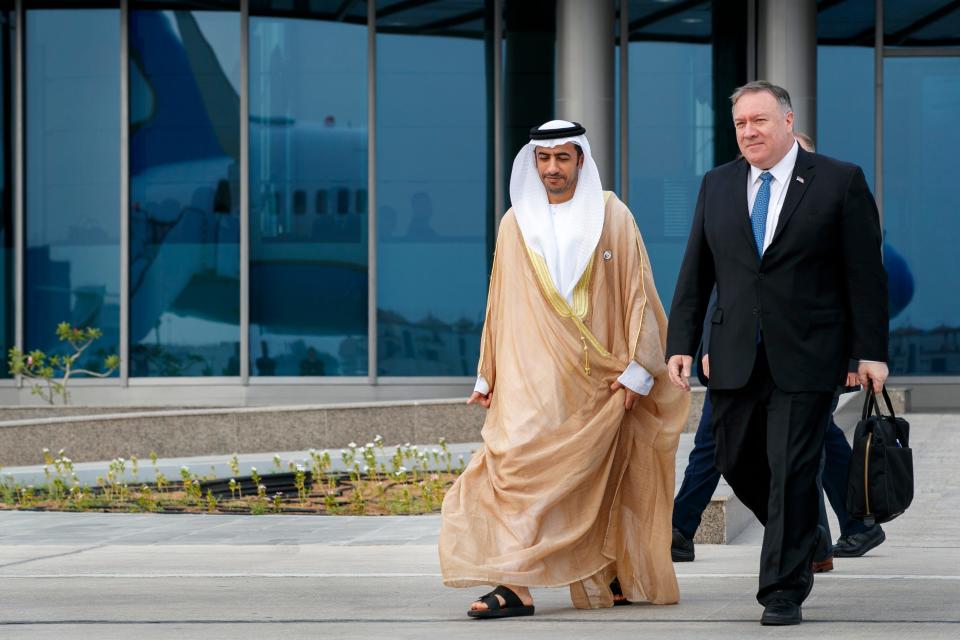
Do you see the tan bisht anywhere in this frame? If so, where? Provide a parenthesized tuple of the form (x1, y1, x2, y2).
(439, 191, 690, 608)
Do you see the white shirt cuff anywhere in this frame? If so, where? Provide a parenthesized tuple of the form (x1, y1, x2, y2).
(474, 376, 490, 396)
(618, 361, 654, 396)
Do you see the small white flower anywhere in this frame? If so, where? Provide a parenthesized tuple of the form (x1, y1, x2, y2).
(180, 466, 189, 472)
(432, 448, 440, 455)
(295, 464, 305, 472)
(348, 442, 357, 448)
(365, 442, 375, 450)
(250, 466, 257, 472)
(399, 466, 408, 473)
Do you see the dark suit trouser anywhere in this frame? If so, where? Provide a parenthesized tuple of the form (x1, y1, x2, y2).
(672, 395, 722, 540)
(710, 344, 833, 605)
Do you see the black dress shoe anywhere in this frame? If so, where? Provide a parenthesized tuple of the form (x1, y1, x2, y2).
(834, 525, 885, 558)
(761, 599, 802, 626)
(671, 527, 695, 562)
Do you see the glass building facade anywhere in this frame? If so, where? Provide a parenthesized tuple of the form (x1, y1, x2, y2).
(1, 0, 958, 401)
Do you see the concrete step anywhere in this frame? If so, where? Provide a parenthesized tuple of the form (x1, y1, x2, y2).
(0, 388, 911, 547)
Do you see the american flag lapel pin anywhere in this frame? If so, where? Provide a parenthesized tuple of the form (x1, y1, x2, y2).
(795, 176, 805, 184)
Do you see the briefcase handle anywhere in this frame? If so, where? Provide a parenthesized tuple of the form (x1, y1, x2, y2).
(861, 385, 897, 421)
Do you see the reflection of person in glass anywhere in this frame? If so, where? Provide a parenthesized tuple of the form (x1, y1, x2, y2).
(440, 121, 689, 618)
(298, 346, 325, 376)
(405, 192, 438, 240)
(255, 340, 276, 376)
(223, 343, 240, 376)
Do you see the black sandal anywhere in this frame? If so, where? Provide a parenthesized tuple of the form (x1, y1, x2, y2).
(610, 577, 632, 606)
(467, 585, 535, 619)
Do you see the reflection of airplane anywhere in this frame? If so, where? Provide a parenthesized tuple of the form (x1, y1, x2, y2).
(884, 241, 913, 320)
(128, 10, 368, 343)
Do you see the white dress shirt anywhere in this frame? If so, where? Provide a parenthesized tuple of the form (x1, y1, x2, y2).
(747, 139, 799, 253)
(475, 199, 654, 397)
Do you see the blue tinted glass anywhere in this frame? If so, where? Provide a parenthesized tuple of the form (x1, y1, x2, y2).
(884, 57, 960, 375)
(817, 46, 875, 188)
(627, 42, 712, 312)
(129, 10, 240, 377)
(0, 12, 10, 377)
(376, 28, 490, 376)
(249, 16, 368, 377)
(25, 10, 120, 372)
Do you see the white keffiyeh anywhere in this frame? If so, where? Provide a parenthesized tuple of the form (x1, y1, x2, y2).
(509, 120, 605, 303)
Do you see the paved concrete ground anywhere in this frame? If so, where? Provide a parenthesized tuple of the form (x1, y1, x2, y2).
(0, 413, 957, 639)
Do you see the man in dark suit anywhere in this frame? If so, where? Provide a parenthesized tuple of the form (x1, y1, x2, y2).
(665, 81, 889, 626)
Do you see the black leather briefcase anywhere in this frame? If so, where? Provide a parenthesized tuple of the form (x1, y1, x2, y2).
(846, 387, 914, 526)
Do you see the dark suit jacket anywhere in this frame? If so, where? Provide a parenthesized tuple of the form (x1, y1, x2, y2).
(666, 147, 888, 393)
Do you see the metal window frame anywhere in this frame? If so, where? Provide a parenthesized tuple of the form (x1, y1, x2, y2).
(12, 0, 22, 389)
(883, 47, 960, 57)
(367, 0, 377, 384)
(120, 0, 129, 384)
(240, 0, 249, 383)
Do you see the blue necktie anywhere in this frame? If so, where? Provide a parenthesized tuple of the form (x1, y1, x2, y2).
(751, 171, 773, 256)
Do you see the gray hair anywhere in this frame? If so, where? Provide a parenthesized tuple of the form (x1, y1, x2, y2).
(730, 81, 793, 115)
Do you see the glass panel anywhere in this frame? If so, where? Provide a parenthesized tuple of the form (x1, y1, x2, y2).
(129, 9, 240, 376)
(883, 57, 960, 375)
(885, 0, 960, 48)
(816, 0, 874, 45)
(0, 9, 10, 377)
(376, 0, 491, 376)
(626, 40, 712, 313)
(628, 0, 710, 40)
(817, 45, 875, 189)
(249, 5, 368, 376)
(25, 9, 120, 372)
